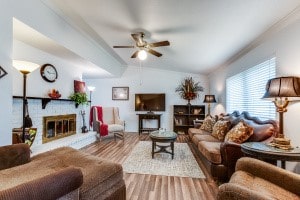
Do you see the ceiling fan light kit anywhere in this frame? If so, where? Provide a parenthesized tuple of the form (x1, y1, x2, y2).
(113, 32, 170, 60)
(138, 50, 147, 60)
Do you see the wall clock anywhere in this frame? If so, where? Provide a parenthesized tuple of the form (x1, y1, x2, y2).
(40, 64, 58, 82)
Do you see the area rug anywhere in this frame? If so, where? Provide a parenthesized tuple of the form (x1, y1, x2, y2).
(122, 141, 205, 178)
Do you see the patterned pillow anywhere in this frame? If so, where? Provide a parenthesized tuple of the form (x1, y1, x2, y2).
(225, 120, 254, 144)
(211, 120, 231, 141)
(200, 115, 216, 133)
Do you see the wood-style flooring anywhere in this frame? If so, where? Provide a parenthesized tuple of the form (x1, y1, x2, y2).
(81, 132, 219, 200)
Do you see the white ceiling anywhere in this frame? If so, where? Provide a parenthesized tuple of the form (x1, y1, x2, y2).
(36, 0, 300, 76)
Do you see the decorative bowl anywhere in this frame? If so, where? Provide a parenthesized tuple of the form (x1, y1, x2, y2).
(48, 93, 61, 99)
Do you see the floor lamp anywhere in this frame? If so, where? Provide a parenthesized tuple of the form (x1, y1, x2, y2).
(13, 60, 39, 143)
(262, 76, 300, 148)
(87, 86, 95, 131)
(203, 95, 217, 116)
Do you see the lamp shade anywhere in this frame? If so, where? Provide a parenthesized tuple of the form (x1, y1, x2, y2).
(262, 76, 300, 100)
(203, 95, 217, 103)
(87, 86, 96, 92)
(13, 60, 39, 74)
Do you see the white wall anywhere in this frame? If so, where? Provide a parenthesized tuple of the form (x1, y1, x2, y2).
(13, 40, 82, 97)
(209, 13, 300, 172)
(0, 0, 124, 145)
(85, 66, 208, 132)
(0, 0, 13, 146)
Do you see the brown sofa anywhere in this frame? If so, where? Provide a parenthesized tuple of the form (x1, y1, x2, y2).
(0, 143, 126, 200)
(217, 157, 300, 200)
(188, 111, 278, 182)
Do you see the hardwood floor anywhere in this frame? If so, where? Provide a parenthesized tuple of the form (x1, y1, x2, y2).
(80, 132, 219, 200)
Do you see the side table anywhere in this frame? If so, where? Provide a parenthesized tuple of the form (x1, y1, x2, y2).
(241, 142, 300, 169)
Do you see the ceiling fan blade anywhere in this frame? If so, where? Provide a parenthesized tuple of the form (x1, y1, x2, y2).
(146, 49, 162, 57)
(148, 41, 170, 47)
(131, 51, 139, 58)
(113, 45, 135, 48)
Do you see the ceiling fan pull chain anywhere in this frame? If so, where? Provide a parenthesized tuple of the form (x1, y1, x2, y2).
(139, 60, 143, 85)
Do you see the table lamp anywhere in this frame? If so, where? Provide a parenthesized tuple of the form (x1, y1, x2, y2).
(203, 95, 216, 116)
(13, 60, 39, 143)
(262, 76, 300, 148)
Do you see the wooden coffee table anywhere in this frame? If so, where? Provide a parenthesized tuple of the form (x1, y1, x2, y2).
(149, 130, 177, 159)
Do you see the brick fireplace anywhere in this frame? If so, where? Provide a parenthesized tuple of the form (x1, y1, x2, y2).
(43, 114, 76, 143)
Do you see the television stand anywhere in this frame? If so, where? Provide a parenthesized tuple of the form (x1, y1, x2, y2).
(137, 113, 161, 135)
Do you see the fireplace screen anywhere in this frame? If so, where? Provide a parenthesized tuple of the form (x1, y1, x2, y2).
(43, 114, 76, 143)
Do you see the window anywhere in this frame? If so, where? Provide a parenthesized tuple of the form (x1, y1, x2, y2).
(226, 57, 276, 120)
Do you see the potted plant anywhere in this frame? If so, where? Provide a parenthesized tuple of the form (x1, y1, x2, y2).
(69, 92, 88, 106)
(69, 92, 88, 133)
(175, 77, 204, 105)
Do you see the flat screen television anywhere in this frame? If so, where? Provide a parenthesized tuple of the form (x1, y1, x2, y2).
(135, 93, 165, 112)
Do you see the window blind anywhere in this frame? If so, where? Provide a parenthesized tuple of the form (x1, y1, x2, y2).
(226, 57, 276, 120)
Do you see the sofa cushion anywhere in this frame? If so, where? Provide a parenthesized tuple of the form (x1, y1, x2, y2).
(200, 115, 217, 133)
(225, 120, 254, 144)
(212, 120, 231, 141)
(192, 134, 220, 145)
(229, 170, 300, 200)
(198, 141, 222, 164)
(188, 128, 210, 139)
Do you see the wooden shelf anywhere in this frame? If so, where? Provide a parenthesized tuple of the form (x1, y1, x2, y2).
(13, 96, 91, 109)
(173, 104, 205, 134)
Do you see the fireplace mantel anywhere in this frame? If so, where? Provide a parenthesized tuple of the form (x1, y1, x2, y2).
(13, 96, 90, 109)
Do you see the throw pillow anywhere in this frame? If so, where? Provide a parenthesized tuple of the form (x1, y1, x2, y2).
(200, 115, 216, 133)
(211, 120, 231, 141)
(225, 120, 254, 144)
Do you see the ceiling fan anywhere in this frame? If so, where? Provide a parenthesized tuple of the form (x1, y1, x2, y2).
(113, 32, 170, 59)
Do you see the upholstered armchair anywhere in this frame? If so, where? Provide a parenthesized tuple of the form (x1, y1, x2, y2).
(217, 157, 300, 200)
(92, 107, 125, 140)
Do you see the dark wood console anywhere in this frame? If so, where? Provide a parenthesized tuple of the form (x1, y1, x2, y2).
(137, 113, 161, 135)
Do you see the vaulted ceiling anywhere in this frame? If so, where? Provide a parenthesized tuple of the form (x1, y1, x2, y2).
(33, 0, 300, 76)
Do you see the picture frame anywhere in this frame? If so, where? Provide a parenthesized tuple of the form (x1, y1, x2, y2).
(112, 87, 129, 100)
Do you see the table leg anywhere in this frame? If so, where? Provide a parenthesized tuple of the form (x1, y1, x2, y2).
(152, 141, 155, 159)
(281, 160, 286, 169)
(171, 142, 174, 159)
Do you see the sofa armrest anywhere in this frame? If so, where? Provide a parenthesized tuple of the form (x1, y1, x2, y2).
(0, 144, 30, 170)
(236, 157, 300, 196)
(218, 183, 271, 200)
(0, 167, 83, 200)
(220, 142, 244, 178)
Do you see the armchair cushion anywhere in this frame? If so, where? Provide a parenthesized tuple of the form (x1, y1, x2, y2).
(227, 170, 299, 200)
(108, 124, 124, 132)
(0, 144, 30, 170)
(217, 157, 300, 200)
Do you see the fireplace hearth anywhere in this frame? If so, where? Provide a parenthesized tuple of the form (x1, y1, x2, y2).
(43, 114, 76, 143)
